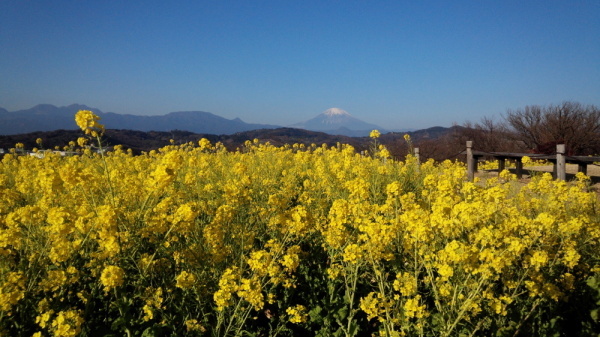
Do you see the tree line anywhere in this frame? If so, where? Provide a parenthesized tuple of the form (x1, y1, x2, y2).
(397, 101, 600, 161)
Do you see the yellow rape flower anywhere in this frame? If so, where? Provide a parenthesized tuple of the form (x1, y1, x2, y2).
(342, 244, 363, 264)
(236, 277, 264, 311)
(281, 245, 302, 273)
(0, 272, 25, 311)
(529, 251, 549, 271)
(100, 265, 125, 292)
(393, 272, 418, 297)
(142, 304, 154, 321)
(185, 319, 207, 332)
(437, 264, 454, 281)
(77, 137, 88, 147)
(74, 110, 104, 136)
(142, 287, 164, 321)
(175, 271, 197, 290)
(214, 267, 240, 310)
(404, 295, 427, 319)
(359, 292, 382, 320)
(50, 310, 84, 337)
(376, 145, 391, 159)
(286, 304, 308, 324)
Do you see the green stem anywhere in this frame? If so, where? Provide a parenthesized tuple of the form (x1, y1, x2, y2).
(96, 135, 117, 209)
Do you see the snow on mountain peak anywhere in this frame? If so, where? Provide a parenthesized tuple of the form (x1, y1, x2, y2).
(323, 108, 350, 116)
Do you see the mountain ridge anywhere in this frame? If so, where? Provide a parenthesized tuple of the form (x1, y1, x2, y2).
(0, 104, 417, 137)
(0, 104, 280, 135)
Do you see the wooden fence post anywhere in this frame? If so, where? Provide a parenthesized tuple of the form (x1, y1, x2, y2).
(556, 144, 566, 181)
(467, 141, 474, 181)
(498, 157, 506, 172)
(414, 147, 420, 165)
(578, 163, 587, 175)
(515, 159, 523, 179)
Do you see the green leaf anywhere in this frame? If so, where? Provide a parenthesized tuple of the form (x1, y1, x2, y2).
(309, 305, 323, 324)
(333, 328, 344, 337)
(141, 325, 169, 337)
(141, 327, 157, 337)
(334, 307, 348, 321)
(111, 317, 126, 331)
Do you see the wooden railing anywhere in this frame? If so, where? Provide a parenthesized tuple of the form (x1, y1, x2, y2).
(463, 141, 600, 181)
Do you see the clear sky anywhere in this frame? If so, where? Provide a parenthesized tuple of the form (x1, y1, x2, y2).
(1, 1, 599, 129)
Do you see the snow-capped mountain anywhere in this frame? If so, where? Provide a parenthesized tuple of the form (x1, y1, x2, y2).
(290, 108, 383, 137)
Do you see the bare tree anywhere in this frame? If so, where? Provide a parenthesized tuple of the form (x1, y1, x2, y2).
(504, 105, 544, 150)
(456, 117, 524, 154)
(505, 102, 600, 155)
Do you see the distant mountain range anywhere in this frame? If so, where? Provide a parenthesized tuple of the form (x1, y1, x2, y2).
(0, 104, 461, 159)
(0, 104, 409, 137)
(0, 104, 279, 135)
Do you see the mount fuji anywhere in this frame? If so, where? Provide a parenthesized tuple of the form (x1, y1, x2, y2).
(290, 108, 383, 137)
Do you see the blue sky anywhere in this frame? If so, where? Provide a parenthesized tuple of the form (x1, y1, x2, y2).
(1, 1, 599, 129)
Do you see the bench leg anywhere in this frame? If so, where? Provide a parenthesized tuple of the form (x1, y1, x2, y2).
(515, 160, 523, 179)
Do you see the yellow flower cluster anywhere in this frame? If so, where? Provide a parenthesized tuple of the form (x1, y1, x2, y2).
(50, 310, 84, 337)
(74, 109, 104, 137)
(0, 110, 597, 336)
(0, 272, 25, 311)
(175, 270, 197, 290)
(100, 265, 125, 292)
(286, 304, 308, 323)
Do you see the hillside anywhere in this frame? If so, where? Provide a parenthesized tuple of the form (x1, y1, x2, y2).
(0, 125, 461, 159)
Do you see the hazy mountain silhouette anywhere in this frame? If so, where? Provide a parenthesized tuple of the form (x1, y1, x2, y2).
(0, 104, 279, 135)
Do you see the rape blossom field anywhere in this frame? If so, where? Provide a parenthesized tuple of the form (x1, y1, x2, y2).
(1, 111, 599, 336)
